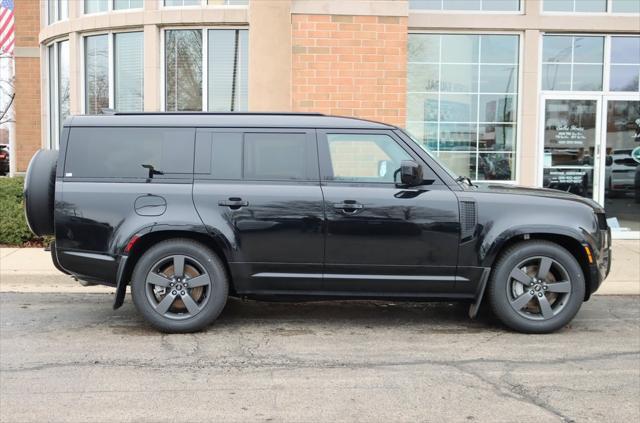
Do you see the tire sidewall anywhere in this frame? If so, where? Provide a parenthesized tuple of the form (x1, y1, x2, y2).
(131, 240, 228, 333)
(489, 241, 585, 334)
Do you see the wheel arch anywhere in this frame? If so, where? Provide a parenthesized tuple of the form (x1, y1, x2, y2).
(114, 229, 235, 309)
(487, 232, 593, 301)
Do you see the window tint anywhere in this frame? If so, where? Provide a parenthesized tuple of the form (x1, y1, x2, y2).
(326, 134, 412, 183)
(195, 131, 315, 181)
(244, 133, 311, 180)
(65, 127, 195, 179)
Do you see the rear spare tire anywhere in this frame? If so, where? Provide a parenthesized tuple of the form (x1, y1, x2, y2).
(24, 149, 58, 236)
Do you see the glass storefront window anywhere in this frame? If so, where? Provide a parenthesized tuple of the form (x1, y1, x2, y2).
(611, 0, 640, 13)
(604, 101, 640, 232)
(85, 0, 109, 14)
(114, 0, 144, 9)
(48, 0, 68, 24)
(610, 37, 640, 92)
(47, 40, 69, 148)
(542, 99, 597, 198)
(165, 30, 203, 111)
(164, 0, 202, 6)
(208, 30, 248, 111)
(409, 0, 520, 11)
(407, 33, 519, 181)
(165, 29, 249, 112)
(84, 35, 109, 115)
(114, 32, 144, 112)
(542, 36, 604, 91)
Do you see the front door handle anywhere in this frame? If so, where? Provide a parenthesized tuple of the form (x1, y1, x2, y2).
(333, 201, 364, 214)
(218, 198, 249, 210)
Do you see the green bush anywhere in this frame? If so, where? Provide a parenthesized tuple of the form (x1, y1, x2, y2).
(0, 177, 40, 246)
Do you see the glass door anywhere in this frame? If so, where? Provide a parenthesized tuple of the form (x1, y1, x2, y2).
(541, 96, 602, 200)
(601, 98, 640, 235)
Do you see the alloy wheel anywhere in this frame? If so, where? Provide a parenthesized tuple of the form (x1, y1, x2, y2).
(144, 255, 213, 320)
(506, 256, 572, 321)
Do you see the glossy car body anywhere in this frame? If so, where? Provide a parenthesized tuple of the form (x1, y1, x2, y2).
(50, 113, 611, 313)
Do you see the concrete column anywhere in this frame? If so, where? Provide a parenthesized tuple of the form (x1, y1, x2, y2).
(248, 0, 292, 111)
(519, 29, 541, 187)
(68, 32, 81, 115)
(144, 25, 161, 112)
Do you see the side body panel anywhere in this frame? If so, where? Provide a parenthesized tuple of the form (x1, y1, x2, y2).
(192, 128, 325, 294)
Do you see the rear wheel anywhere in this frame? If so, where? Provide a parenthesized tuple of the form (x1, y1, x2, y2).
(131, 239, 228, 333)
(488, 241, 585, 334)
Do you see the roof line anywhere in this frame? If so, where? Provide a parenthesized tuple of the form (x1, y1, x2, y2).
(112, 111, 326, 117)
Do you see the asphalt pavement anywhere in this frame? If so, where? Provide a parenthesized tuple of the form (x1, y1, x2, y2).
(1, 290, 639, 422)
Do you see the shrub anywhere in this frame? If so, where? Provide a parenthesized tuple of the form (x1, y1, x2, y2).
(0, 177, 41, 246)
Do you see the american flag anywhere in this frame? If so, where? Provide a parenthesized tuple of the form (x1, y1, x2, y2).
(0, 0, 15, 55)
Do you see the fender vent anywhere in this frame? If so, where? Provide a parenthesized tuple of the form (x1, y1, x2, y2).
(459, 199, 477, 241)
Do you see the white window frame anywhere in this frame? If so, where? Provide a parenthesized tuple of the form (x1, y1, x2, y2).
(80, 29, 145, 114)
(46, 39, 69, 149)
(540, 0, 640, 15)
(407, 30, 524, 184)
(47, 0, 69, 25)
(160, 0, 249, 8)
(408, 0, 523, 15)
(160, 26, 249, 112)
(82, 0, 143, 15)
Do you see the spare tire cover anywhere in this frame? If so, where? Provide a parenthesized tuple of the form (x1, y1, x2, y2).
(24, 149, 58, 236)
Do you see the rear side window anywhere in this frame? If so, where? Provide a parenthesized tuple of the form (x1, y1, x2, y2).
(195, 130, 318, 181)
(65, 127, 195, 179)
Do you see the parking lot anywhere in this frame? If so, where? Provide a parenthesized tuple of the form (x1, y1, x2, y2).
(1, 287, 639, 423)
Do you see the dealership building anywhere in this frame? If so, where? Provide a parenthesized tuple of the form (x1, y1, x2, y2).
(10, 0, 640, 237)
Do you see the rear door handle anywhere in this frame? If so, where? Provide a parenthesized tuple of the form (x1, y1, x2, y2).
(333, 201, 364, 214)
(218, 198, 249, 209)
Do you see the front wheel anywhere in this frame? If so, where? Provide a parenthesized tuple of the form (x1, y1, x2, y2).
(487, 241, 585, 334)
(131, 239, 228, 333)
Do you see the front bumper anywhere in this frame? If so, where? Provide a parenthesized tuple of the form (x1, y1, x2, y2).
(588, 228, 612, 298)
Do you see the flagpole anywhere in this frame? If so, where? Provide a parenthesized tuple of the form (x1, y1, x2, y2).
(8, 53, 15, 177)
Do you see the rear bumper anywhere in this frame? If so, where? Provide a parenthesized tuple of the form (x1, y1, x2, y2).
(55, 247, 119, 287)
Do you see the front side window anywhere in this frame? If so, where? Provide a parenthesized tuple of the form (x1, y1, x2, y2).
(165, 29, 248, 112)
(610, 36, 640, 92)
(326, 134, 412, 183)
(84, 35, 109, 115)
(542, 35, 604, 91)
(65, 127, 195, 179)
(409, 0, 520, 11)
(407, 33, 519, 181)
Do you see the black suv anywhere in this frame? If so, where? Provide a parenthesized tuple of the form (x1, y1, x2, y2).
(24, 113, 611, 333)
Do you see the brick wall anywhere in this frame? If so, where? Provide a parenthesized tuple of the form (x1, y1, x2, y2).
(291, 14, 407, 127)
(13, 0, 41, 171)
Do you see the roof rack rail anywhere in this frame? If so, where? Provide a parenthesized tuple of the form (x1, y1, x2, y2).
(113, 111, 326, 116)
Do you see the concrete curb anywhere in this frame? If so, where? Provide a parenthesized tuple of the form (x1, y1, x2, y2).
(1, 241, 638, 295)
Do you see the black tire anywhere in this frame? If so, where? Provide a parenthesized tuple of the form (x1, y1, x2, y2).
(23, 149, 58, 236)
(131, 239, 229, 333)
(488, 240, 585, 334)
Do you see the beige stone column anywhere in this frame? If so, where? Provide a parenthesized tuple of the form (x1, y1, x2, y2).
(519, 29, 541, 187)
(144, 25, 161, 112)
(68, 32, 82, 115)
(248, 0, 292, 111)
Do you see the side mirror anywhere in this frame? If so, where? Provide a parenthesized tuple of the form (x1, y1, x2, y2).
(605, 156, 613, 166)
(399, 160, 423, 186)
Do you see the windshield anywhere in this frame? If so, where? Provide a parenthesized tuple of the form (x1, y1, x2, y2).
(399, 128, 460, 180)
